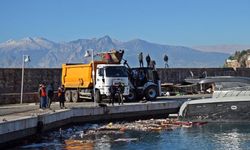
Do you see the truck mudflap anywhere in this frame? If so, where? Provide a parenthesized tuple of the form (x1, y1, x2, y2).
(94, 89, 102, 103)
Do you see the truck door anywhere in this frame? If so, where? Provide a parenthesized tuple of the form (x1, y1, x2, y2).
(96, 68, 105, 91)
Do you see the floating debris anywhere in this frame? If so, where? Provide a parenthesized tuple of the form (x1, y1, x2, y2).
(62, 118, 208, 148)
(114, 138, 138, 142)
(80, 118, 207, 135)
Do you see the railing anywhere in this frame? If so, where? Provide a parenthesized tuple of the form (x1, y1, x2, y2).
(213, 86, 250, 98)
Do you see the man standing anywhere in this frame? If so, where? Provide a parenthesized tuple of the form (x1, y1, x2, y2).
(58, 85, 65, 109)
(38, 83, 47, 109)
(164, 54, 169, 68)
(138, 52, 143, 67)
(146, 54, 151, 67)
(46, 82, 54, 108)
(117, 83, 125, 105)
(109, 84, 116, 106)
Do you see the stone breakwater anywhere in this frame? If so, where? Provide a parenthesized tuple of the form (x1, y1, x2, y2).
(1, 67, 250, 104)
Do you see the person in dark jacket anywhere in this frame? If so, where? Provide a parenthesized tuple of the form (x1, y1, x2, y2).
(164, 54, 169, 68)
(46, 83, 54, 108)
(109, 84, 116, 106)
(117, 83, 125, 105)
(146, 54, 151, 67)
(58, 85, 65, 109)
(138, 52, 143, 67)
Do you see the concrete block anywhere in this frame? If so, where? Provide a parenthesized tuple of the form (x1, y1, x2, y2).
(0, 117, 37, 135)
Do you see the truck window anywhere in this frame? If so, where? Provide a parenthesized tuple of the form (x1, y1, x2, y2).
(98, 68, 104, 76)
(105, 66, 128, 77)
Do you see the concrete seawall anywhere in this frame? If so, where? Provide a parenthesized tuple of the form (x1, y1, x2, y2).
(1, 67, 250, 104)
(0, 100, 181, 148)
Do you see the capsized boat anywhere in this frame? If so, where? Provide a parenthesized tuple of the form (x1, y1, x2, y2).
(178, 76, 250, 122)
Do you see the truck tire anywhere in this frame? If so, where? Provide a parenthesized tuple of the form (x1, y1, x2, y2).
(145, 85, 158, 101)
(65, 90, 72, 102)
(125, 89, 136, 102)
(94, 89, 102, 103)
(71, 90, 79, 103)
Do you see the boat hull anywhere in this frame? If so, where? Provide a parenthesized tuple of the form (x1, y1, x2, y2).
(179, 100, 250, 122)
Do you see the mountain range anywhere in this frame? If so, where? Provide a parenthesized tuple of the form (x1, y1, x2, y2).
(0, 35, 230, 68)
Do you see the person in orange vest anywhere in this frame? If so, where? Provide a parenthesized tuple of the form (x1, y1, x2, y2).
(38, 83, 47, 109)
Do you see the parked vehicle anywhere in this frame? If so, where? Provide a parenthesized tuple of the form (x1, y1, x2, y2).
(124, 64, 161, 101)
(61, 50, 129, 103)
(61, 49, 161, 103)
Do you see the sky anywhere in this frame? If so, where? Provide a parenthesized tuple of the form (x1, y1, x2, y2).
(0, 0, 249, 46)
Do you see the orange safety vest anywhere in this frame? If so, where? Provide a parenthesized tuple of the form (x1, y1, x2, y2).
(58, 88, 62, 97)
(41, 88, 46, 97)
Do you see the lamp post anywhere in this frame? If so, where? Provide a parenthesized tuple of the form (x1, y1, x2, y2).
(20, 55, 30, 104)
(84, 49, 96, 106)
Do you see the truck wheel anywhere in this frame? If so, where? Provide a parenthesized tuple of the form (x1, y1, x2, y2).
(65, 90, 72, 102)
(71, 90, 79, 103)
(145, 85, 158, 101)
(125, 89, 136, 102)
(94, 90, 102, 103)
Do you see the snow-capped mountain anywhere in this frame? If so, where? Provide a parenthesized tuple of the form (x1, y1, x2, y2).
(0, 35, 229, 68)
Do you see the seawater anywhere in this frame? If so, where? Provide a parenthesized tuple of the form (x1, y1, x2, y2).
(16, 123, 250, 150)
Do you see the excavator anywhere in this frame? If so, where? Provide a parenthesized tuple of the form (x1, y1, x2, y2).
(123, 59, 161, 101)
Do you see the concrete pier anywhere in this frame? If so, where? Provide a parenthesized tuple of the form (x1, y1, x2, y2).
(0, 99, 184, 148)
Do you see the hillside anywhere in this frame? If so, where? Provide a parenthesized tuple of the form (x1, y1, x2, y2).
(225, 49, 250, 67)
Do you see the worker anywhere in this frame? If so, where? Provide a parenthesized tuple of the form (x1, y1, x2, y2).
(138, 52, 143, 67)
(164, 54, 169, 68)
(46, 82, 54, 108)
(38, 83, 47, 109)
(117, 83, 125, 105)
(138, 70, 146, 86)
(146, 54, 151, 67)
(58, 85, 65, 109)
(109, 84, 116, 106)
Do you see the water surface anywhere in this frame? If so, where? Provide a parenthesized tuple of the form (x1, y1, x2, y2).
(17, 123, 250, 150)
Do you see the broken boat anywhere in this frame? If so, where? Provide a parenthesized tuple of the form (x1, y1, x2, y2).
(178, 76, 250, 122)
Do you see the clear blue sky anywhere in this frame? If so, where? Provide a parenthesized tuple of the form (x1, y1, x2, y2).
(0, 0, 249, 46)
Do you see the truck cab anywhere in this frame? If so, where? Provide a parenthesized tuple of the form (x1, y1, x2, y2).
(94, 64, 129, 102)
(62, 62, 129, 103)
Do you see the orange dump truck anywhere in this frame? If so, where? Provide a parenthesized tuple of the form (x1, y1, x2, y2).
(61, 60, 130, 102)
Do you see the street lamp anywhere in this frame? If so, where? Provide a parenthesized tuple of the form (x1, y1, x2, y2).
(84, 49, 96, 106)
(20, 55, 31, 104)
